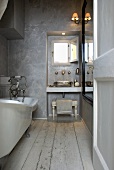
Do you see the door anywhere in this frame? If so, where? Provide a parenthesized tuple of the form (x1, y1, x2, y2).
(93, 0, 114, 170)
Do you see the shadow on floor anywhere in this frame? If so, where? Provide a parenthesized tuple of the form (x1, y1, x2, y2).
(47, 114, 81, 123)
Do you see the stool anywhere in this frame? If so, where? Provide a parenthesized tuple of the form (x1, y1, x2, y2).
(52, 100, 78, 120)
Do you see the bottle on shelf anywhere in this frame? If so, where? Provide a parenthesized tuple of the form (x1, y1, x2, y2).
(74, 79, 79, 87)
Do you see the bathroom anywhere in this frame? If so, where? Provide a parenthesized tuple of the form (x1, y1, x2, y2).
(0, 0, 94, 169)
(0, 0, 93, 118)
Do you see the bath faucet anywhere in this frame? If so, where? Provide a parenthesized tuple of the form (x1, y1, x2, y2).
(16, 81, 19, 89)
(8, 76, 27, 100)
(22, 89, 25, 102)
(9, 86, 19, 98)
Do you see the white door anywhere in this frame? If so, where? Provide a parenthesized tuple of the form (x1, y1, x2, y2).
(93, 0, 114, 170)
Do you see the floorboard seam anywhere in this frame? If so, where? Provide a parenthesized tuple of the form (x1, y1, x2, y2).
(35, 150, 42, 170)
(21, 120, 45, 170)
(73, 123, 85, 170)
(35, 121, 51, 170)
(49, 123, 57, 170)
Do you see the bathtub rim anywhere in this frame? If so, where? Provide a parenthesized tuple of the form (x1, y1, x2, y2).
(0, 97, 38, 108)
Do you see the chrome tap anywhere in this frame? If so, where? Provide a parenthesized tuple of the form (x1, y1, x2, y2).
(16, 81, 19, 89)
(68, 71, 71, 74)
(61, 70, 65, 75)
(55, 71, 58, 75)
(8, 76, 27, 100)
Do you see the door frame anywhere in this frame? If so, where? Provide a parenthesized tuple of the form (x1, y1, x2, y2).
(93, 0, 110, 169)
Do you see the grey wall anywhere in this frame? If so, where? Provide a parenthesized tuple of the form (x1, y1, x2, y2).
(0, 0, 24, 39)
(82, 96, 93, 134)
(0, 35, 8, 98)
(8, 0, 82, 118)
(0, 35, 8, 76)
(98, 0, 114, 56)
(0, 156, 8, 170)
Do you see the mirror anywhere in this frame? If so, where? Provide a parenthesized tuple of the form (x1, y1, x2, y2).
(85, 35, 93, 87)
(82, 0, 93, 102)
(85, 36, 93, 63)
(52, 37, 79, 65)
(70, 38, 78, 62)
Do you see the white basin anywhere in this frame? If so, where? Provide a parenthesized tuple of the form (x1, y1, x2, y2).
(54, 81, 73, 87)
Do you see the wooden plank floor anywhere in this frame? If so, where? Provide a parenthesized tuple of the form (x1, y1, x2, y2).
(4, 120, 94, 170)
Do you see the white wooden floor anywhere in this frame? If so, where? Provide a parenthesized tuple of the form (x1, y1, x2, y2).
(4, 120, 94, 170)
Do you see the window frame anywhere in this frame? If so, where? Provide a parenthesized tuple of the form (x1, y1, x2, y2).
(51, 37, 79, 66)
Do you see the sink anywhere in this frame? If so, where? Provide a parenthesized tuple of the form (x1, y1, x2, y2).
(54, 81, 73, 87)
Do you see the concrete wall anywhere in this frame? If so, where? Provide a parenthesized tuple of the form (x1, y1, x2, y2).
(0, 35, 8, 76)
(98, 0, 114, 56)
(0, 0, 24, 39)
(82, 96, 93, 134)
(0, 35, 8, 98)
(8, 0, 82, 118)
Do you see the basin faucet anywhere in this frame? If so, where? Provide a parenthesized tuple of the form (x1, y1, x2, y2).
(55, 71, 58, 75)
(61, 70, 65, 75)
(68, 71, 71, 74)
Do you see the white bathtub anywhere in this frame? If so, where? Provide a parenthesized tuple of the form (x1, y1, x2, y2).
(0, 97, 38, 158)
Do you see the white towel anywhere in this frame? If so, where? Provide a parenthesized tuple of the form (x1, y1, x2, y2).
(56, 99, 72, 115)
(0, 0, 9, 20)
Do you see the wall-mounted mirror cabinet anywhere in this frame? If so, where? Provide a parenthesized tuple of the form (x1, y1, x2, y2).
(51, 36, 79, 65)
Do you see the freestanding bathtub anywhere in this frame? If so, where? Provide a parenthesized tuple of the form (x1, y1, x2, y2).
(0, 97, 38, 158)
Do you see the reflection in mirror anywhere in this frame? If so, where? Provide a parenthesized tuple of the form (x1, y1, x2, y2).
(85, 36, 93, 88)
(85, 37, 93, 63)
(70, 39, 78, 62)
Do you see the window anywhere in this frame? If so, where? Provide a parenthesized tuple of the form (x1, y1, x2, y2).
(54, 43, 69, 63)
(52, 37, 79, 65)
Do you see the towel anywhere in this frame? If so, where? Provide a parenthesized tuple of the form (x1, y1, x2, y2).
(0, 0, 9, 20)
(56, 99, 72, 115)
